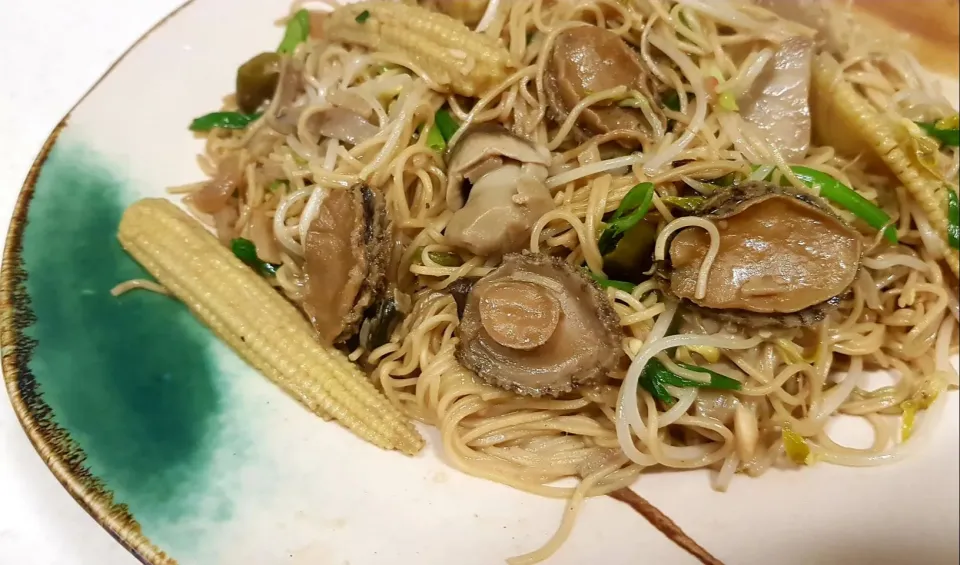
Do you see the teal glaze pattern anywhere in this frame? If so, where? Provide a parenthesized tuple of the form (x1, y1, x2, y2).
(19, 140, 225, 541)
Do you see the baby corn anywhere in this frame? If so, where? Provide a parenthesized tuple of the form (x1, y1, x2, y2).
(117, 198, 424, 455)
(325, 2, 513, 97)
(811, 53, 959, 275)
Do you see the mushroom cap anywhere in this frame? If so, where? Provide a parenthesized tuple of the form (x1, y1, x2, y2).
(303, 183, 390, 344)
(660, 181, 863, 328)
(544, 25, 663, 148)
(456, 253, 625, 397)
(445, 124, 551, 211)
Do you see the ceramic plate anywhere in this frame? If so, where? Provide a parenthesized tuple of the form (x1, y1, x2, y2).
(2, 1, 959, 564)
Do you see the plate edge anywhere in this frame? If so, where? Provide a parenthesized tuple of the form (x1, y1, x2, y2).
(0, 2, 201, 564)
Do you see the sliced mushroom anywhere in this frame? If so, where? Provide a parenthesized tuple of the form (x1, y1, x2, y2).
(740, 37, 815, 162)
(247, 205, 283, 265)
(306, 106, 380, 146)
(326, 89, 376, 121)
(445, 123, 550, 210)
(545, 26, 664, 149)
(752, 0, 845, 53)
(269, 58, 306, 135)
(457, 253, 624, 397)
(189, 155, 244, 214)
(444, 125, 555, 256)
(303, 183, 390, 344)
(662, 181, 863, 328)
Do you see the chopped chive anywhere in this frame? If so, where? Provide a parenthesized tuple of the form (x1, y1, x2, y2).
(425, 125, 446, 153)
(638, 358, 742, 405)
(756, 165, 898, 244)
(189, 111, 262, 132)
(916, 117, 959, 147)
(434, 109, 459, 141)
(356, 10, 371, 23)
(231, 238, 278, 276)
(598, 182, 655, 254)
(278, 9, 311, 54)
(588, 271, 636, 293)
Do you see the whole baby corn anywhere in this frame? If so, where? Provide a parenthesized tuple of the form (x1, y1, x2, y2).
(118, 198, 424, 455)
(811, 53, 959, 275)
(324, 1, 513, 97)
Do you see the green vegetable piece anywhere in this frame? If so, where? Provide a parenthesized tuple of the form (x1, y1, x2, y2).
(362, 298, 401, 351)
(413, 247, 463, 267)
(714, 173, 738, 187)
(758, 165, 897, 244)
(602, 220, 656, 284)
(947, 188, 959, 250)
(425, 125, 446, 154)
(598, 182, 655, 254)
(236, 52, 282, 114)
(660, 195, 705, 213)
(900, 400, 918, 441)
(356, 9, 371, 23)
(639, 358, 742, 406)
(916, 120, 960, 147)
(278, 9, 311, 54)
(269, 179, 289, 192)
(788, 166, 898, 244)
(434, 109, 459, 142)
(663, 90, 682, 112)
(588, 271, 636, 293)
(189, 111, 262, 132)
(717, 91, 739, 112)
(661, 362, 742, 391)
(230, 238, 278, 276)
(782, 426, 812, 465)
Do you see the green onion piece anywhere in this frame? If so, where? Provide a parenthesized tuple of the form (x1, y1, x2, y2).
(947, 188, 959, 250)
(756, 165, 897, 244)
(355, 9, 371, 23)
(601, 220, 656, 284)
(936, 114, 960, 130)
(660, 195, 705, 213)
(788, 166, 898, 243)
(610, 182, 655, 221)
(269, 179, 289, 192)
(278, 9, 311, 55)
(782, 426, 813, 465)
(231, 238, 278, 276)
(189, 111, 262, 132)
(663, 90, 682, 112)
(717, 91, 739, 112)
(425, 125, 446, 154)
(916, 118, 960, 147)
(715, 172, 738, 187)
(588, 271, 636, 293)
(900, 400, 918, 442)
(413, 247, 463, 267)
(598, 183, 655, 254)
(638, 358, 742, 405)
(654, 359, 742, 391)
(434, 109, 459, 142)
